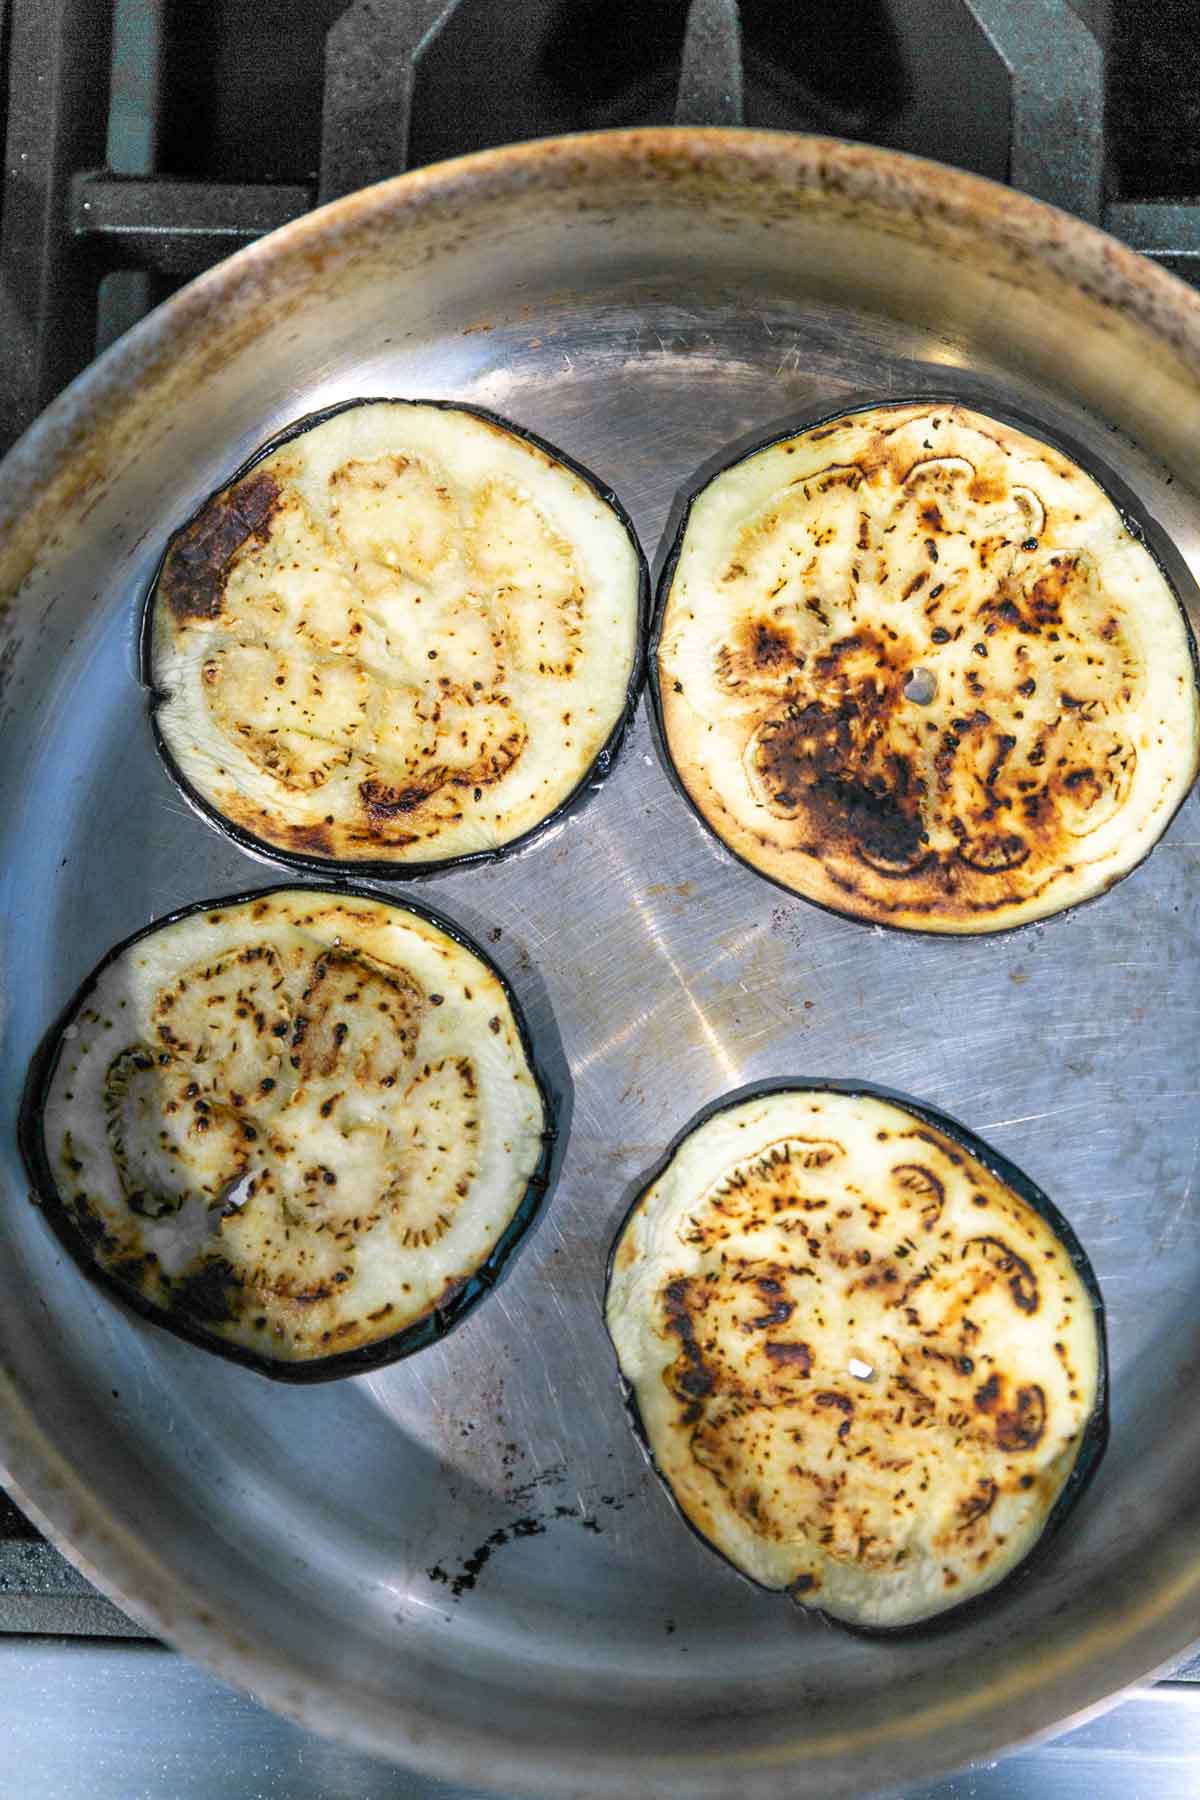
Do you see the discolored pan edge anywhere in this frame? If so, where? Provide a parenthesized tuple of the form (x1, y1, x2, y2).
(603, 1075, 1109, 1637)
(139, 397, 650, 880)
(648, 392, 1200, 939)
(19, 881, 560, 1384)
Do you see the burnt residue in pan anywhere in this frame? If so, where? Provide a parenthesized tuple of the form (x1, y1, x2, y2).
(425, 1483, 639, 1600)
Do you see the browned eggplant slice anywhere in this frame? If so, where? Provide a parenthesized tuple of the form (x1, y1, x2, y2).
(605, 1084, 1106, 1630)
(22, 887, 554, 1379)
(655, 401, 1199, 931)
(144, 400, 646, 874)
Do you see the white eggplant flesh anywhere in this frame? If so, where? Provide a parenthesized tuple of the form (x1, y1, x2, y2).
(30, 888, 550, 1375)
(148, 401, 643, 870)
(606, 1087, 1106, 1630)
(656, 402, 1199, 931)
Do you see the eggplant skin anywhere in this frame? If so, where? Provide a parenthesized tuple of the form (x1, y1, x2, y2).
(655, 400, 1200, 933)
(144, 399, 647, 876)
(605, 1083, 1107, 1631)
(21, 886, 554, 1382)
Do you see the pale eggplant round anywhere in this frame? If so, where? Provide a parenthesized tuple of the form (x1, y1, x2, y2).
(652, 398, 1200, 935)
(20, 884, 557, 1382)
(142, 398, 649, 879)
(605, 1080, 1108, 1633)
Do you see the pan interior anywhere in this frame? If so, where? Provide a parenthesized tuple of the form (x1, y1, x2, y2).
(0, 137, 1198, 1795)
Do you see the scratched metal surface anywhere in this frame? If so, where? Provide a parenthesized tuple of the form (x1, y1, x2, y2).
(0, 136, 1198, 1798)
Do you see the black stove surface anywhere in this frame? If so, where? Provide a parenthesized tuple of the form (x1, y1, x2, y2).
(5, 0, 1200, 453)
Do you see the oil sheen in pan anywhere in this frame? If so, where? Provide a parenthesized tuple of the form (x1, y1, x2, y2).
(652, 398, 1200, 934)
(143, 397, 649, 878)
(605, 1080, 1108, 1633)
(20, 884, 557, 1382)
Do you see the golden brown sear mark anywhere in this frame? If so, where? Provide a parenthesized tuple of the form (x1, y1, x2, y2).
(285, 821, 336, 856)
(892, 1162, 946, 1229)
(763, 1339, 813, 1370)
(750, 692, 929, 874)
(745, 580, 1111, 899)
(966, 1235, 1040, 1313)
(745, 1273, 797, 1329)
(359, 775, 442, 821)
(160, 472, 280, 622)
(955, 1478, 998, 1531)
(663, 1276, 717, 1420)
(973, 1374, 1047, 1452)
(715, 613, 808, 694)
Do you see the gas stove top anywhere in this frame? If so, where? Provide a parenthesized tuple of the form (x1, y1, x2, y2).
(2, 1, 1199, 1792)
(5, 0, 1200, 456)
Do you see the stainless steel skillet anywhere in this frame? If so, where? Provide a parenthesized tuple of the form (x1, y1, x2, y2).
(0, 128, 1198, 1797)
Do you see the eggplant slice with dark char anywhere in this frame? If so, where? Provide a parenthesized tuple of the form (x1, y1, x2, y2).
(655, 401, 1199, 931)
(145, 399, 646, 874)
(606, 1084, 1106, 1630)
(23, 887, 553, 1379)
